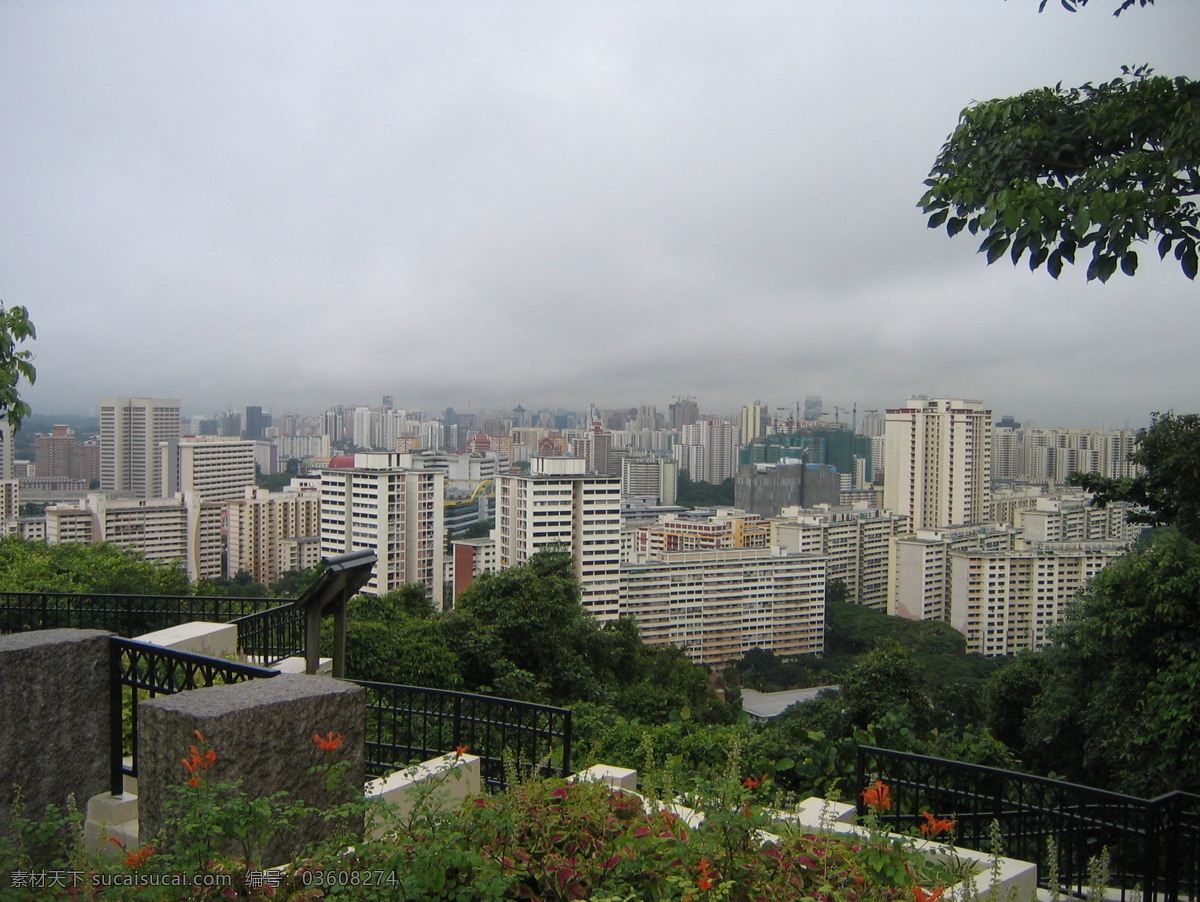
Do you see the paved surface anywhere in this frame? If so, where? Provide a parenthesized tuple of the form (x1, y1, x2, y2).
(740, 685, 839, 719)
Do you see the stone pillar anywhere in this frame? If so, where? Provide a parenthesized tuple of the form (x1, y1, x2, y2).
(0, 629, 111, 836)
(137, 674, 364, 866)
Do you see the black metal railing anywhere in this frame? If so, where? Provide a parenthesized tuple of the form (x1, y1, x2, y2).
(109, 637, 279, 795)
(230, 603, 307, 666)
(350, 680, 572, 791)
(1, 590, 288, 638)
(856, 745, 1200, 902)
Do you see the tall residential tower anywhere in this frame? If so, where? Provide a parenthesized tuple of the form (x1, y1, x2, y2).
(883, 398, 991, 530)
(99, 398, 181, 499)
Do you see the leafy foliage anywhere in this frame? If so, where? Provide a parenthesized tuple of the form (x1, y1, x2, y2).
(0, 303, 36, 430)
(0, 537, 191, 595)
(1069, 411, 1200, 542)
(676, 470, 736, 507)
(1036, 0, 1154, 14)
(1012, 528, 1200, 794)
(920, 67, 1200, 281)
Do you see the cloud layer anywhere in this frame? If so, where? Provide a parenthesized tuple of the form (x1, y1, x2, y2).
(2, 1, 1196, 428)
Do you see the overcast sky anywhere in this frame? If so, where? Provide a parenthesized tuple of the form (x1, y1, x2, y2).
(2, 1, 1196, 430)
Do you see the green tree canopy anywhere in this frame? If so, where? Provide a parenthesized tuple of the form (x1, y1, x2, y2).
(920, 67, 1199, 281)
(0, 537, 190, 595)
(1014, 529, 1200, 793)
(1069, 411, 1200, 542)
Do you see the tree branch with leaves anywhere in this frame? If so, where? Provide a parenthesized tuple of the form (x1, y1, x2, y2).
(920, 66, 1200, 281)
(0, 303, 36, 430)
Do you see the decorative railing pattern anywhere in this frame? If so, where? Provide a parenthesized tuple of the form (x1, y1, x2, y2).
(229, 603, 307, 666)
(350, 680, 572, 791)
(1, 590, 287, 636)
(856, 745, 1200, 902)
(109, 637, 279, 795)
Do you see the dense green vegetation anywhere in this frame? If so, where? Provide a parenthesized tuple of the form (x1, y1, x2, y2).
(0, 537, 193, 595)
(330, 552, 731, 725)
(983, 526, 1200, 795)
(0, 536, 316, 599)
(675, 471, 735, 507)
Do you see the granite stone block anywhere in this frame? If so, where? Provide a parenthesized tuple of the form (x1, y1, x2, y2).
(138, 674, 364, 865)
(0, 629, 111, 836)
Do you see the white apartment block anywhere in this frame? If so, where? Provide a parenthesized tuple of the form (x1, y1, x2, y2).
(395, 450, 500, 489)
(992, 427, 1140, 484)
(319, 452, 444, 599)
(277, 434, 332, 460)
(621, 454, 678, 505)
(279, 536, 322, 575)
(351, 406, 377, 448)
(43, 493, 224, 578)
(772, 505, 909, 611)
(989, 485, 1047, 526)
(226, 484, 321, 585)
(675, 419, 739, 484)
(950, 541, 1127, 656)
(739, 402, 768, 445)
(494, 456, 622, 619)
(165, 436, 258, 503)
(620, 547, 826, 664)
(888, 522, 1022, 621)
(1016, 493, 1144, 545)
(883, 398, 991, 530)
(100, 398, 181, 499)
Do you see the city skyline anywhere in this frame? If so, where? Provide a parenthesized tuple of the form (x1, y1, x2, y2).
(14, 392, 1157, 436)
(3, 3, 1197, 429)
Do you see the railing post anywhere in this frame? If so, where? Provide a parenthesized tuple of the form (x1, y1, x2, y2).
(109, 639, 125, 796)
(854, 745, 867, 816)
(561, 709, 572, 778)
(1155, 793, 1178, 902)
(453, 693, 462, 749)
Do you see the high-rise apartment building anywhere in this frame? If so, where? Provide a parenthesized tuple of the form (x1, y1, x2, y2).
(772, 505, 909, 611)
(739, 402, 768, 445)
(620, 453, 678, 504)
(570, 423, 614, 476)
(883, 398, 991, 530)
(164, 437, 258, 503)
(950, 541, 1126, 656)
(44, 493, 203, 574)
(675, 419, 738, 485)
(620, 548, 826, 664)
(100, 398, 181, 499)
(494, 456, 622, 619)
(319, 452, 444, 599)
(887, 522, 1021, 621)
(990, 427, 1139, 484)
(35, 425, 76, 478)
(1, 479, 18, 524)
(226, 484, 321, 584)
(1016, 493, 1144, 544)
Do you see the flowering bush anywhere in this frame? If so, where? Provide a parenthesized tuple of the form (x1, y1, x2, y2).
(0, 734, 976, 902)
